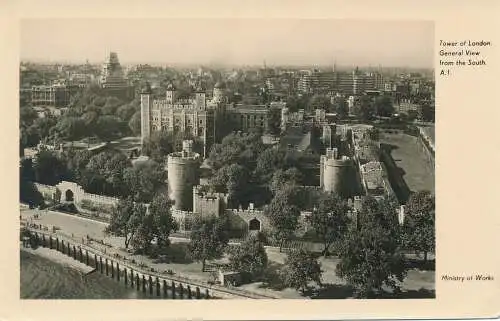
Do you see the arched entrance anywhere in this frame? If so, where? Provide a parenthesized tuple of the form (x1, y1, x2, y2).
(65, 189, 74, 202)
(248, 218, 261, 231)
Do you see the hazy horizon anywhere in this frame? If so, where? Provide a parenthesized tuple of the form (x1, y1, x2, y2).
(21, 19, 434, 68)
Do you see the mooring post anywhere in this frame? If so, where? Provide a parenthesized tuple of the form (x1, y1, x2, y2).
(79, 247, 83, 263)
(130, 270, 134, 288)
(136, 274, 140, 291)
(49, 236, 53, 249)
(142, 275, 146, 293)
(111, 261, 114, 279)
(171, 281, 176, 299)
(100, 257, 103, 273)
(124, 268, 127, 285)
(205, 289, 209, 299)
(179, 284, 184, 299)
(86, 250, 89, 266)
(148, 276, 153, 295)
(61, 240, 64, 253)
(72, 245, 77, 260)
(116, 263, 120, 281)
(156, 277, 160, 297)
(196, 287, 201, 299)
(163, 280, 168, 298)
(56, 238, 60, 251)
(105, 259, 109, 276)
(94, 254, 98, 269)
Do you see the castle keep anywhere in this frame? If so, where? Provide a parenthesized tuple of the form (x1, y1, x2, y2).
(140, 82, 225, 158)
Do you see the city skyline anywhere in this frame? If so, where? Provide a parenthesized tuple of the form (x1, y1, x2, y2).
(21, 19, 434, 68)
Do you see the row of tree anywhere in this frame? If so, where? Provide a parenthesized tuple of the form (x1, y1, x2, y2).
(20, 148, 166, 203)
(20, 84, 141, 154)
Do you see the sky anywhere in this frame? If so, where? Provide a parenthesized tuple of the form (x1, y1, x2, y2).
(21, 19, 434, 68)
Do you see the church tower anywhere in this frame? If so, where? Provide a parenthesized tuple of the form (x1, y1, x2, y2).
(140, 82, 152, 148)
(166, 82, 177, 104)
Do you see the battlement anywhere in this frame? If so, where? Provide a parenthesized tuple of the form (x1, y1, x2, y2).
(152, 99, 206, 111)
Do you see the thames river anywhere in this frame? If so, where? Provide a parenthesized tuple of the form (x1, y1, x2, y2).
(21, 251, 154, 299)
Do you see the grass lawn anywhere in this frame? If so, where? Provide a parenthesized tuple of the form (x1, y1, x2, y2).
(380, 131, 435, 201)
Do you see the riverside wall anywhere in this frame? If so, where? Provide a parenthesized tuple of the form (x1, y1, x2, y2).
(21, 221, 275, 299)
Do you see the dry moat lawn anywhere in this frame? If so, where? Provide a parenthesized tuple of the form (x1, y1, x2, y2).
(380, 131, 435, 195)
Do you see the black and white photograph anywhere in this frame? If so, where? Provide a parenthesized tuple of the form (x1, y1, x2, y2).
(19, 18, 435, 300)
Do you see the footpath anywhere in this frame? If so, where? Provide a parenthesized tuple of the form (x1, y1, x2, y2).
(21, 215, 278, 299)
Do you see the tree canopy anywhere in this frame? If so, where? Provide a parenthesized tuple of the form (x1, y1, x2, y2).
(280, 249, 323, 293)
(309, 192, 350, 256)
(188, 215, 230, 271)
(401, 190, 435, 262)
(228, 234, 268, 282)
(336, 196, 407, 298)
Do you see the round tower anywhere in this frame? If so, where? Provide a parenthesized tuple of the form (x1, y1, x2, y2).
(167, 140, 201, 211)
(321, 148, 352, 193)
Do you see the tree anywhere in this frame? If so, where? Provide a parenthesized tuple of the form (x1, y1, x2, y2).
(33, 150, 67, 185)
(209, 164, 249, 208)
(265, 186, 301, 251)
(85, 151, 131, 197)
(254, 148, 287, 183)
(128, 111, 142, 136)
(149, 194, 178, 248)
(141, 131, 176, 164)
(95, 116, 124, 142)
(208, 132, 265, 171)
(63, 149, 93, 182)
(336, 196, 407, 298)
(269, 168, 302, 195)
(228, 234, 268, 282)
(280, 249, 323, 293)
(309, 192, 349, 256)
(123, 160, 167, 203)
(188, 215, 229, 271)
(53, 116, 87, 141)
(30, 117, 57, 141)
(401, 190, 435, 262)
(20, 158, 44, 207)
(20, 106, 39, 127)
(117, 103, 137, 122)
(333, 96, 349, 118)
(420, 104, 434, 122)
(355, 95, 375, 122)
(266, 107, 282, 136)
(374, 95, 394, 117)
(106, 198, 146, 249)
(130, 194, 178, 254)
(102, 96, 123, 115)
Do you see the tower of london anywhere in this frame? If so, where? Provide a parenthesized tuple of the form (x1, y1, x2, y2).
(140, 81, 227, 157)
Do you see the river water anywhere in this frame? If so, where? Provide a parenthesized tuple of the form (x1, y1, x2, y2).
(20, 251, 165, 299)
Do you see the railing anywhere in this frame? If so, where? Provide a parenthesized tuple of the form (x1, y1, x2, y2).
(21, 221, 277, 299)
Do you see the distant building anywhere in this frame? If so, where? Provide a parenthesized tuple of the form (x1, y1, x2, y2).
(298, 69, 381, 95)
(31, 82, 78, 107)
(99, 52, 135, 99)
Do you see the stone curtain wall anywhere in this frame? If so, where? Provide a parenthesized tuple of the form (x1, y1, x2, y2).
(32, 181, 120, 211)
(33, 183, 57, 201)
